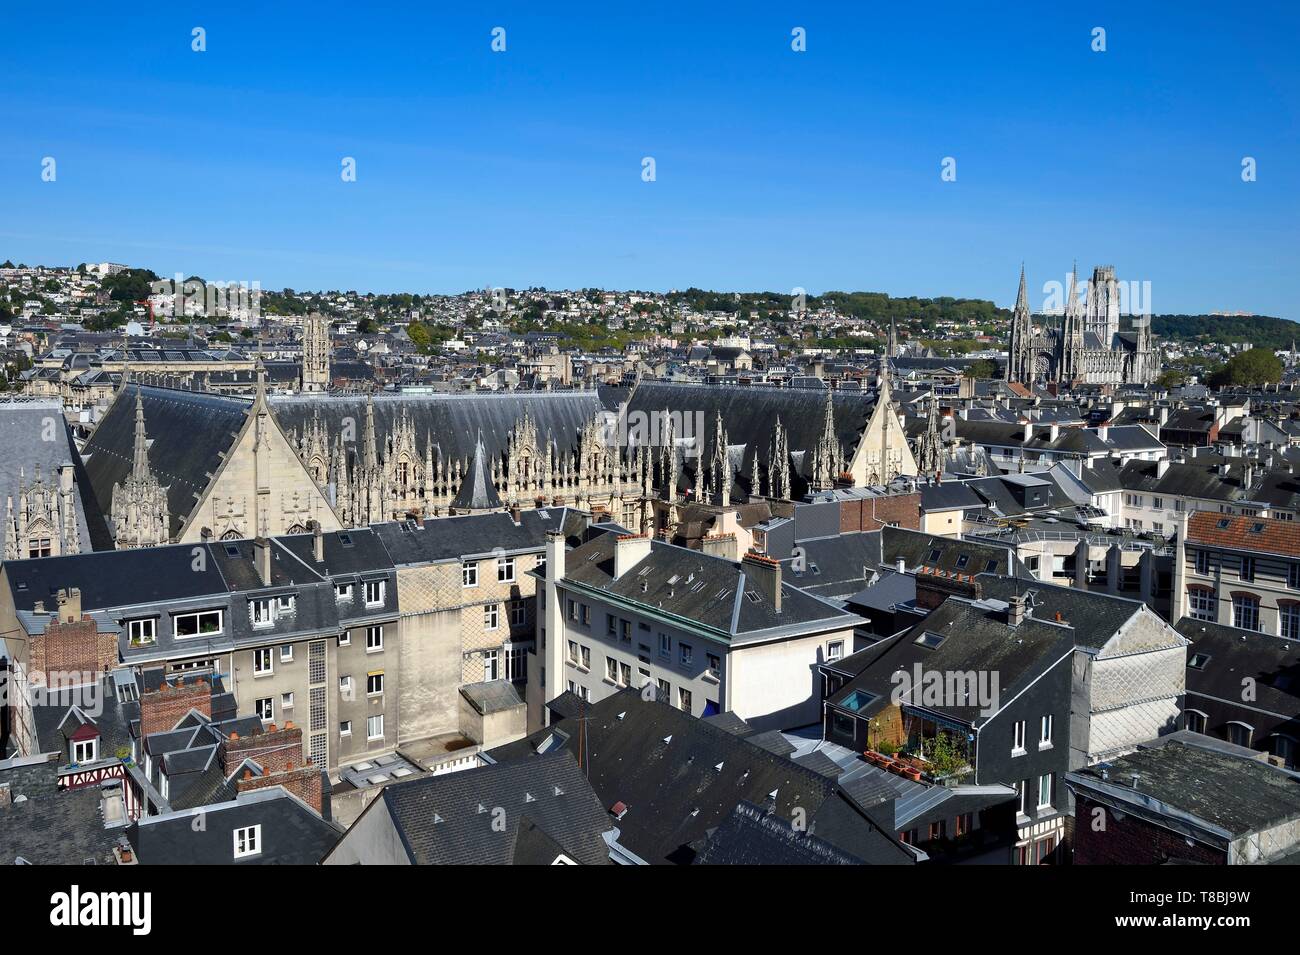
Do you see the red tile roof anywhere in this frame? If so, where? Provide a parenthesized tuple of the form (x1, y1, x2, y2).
(1186, 511, 1300, 557)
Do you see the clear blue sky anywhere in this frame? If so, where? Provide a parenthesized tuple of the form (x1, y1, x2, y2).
(2, 2, 1298, 317)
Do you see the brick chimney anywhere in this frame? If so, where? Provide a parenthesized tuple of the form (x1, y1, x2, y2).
(139, 677, 211, 737)
(1008, 592, 1026, 627)
(222, 721, 305, 776)
(229, 722, 322, 815)
(742, 550, 782, 612)
(30, 592, 117, 685)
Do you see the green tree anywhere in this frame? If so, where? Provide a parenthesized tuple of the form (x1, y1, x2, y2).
(963, 358, 998, 380)
(1209, 348, 1283, 387)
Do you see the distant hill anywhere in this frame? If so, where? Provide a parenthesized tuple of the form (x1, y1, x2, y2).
(1150, 314, 1298, 350)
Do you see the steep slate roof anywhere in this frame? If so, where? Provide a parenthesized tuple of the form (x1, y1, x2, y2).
(378, 752, 612, 865)
(974, 575, 1147, 651)
(693, 801, 868, 865)
(1176, 616, 1300, 720)
(81, 384, 250, 541)
(0, 398, 94, 555)
(450, 433, 503, 511)
(371, 509, 567, 564)
(826, 598, 1076, 727)
(561, 532, 863, 640)
(618, 380, 870, 458)
(490, 690, 911, 865)
(0, 758, 122, 864)
(269, 390, 606, 466)
(128, 787, 341, 864)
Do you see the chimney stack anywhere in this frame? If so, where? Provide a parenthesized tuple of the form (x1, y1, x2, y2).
(613, 534, 652, 580)
(312, 520, 324, 563)
(1008, 592, 1026, 627)
(742, 551, 782, 613)
(255, 537, 272, 587)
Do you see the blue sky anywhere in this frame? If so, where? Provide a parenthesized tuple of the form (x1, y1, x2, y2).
(2, 2, 1298, 316)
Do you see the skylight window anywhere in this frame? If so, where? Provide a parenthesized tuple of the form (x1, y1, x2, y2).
(1217, 519, 1231, 529)
(1188, 652, 1211, 670)
(915, 631, 947, 649)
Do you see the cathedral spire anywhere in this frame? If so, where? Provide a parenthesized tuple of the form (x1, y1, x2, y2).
(131, 388, 151, 480)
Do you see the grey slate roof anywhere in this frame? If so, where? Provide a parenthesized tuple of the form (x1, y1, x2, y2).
(0, 398, 94, 555)
(81, 384, 250, 542)
(378, 752, 612, 865)
(693, 800, 867, 865)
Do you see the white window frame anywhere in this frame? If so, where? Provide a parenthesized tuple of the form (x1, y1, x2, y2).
(127, 618, 157, 645)
(280, 644, 293, 662)
(364, 580, 385, 607)
(281, 691, 294, 710)
(1037, 773, 1053, 810)
(367, 672, 384, 697)
(253, 647, 273, 676)
(366, 625, 384, 652)
(367, 714, 384, 741)
(255, 697, 273, 721)
(233, 824, 261, 859)
(174, 609, 223, 639)
(250, 598, 274, 628)
(339, 720, 352, 737)
(72, 738, 97, 764)
(1012, 720, 1026, 755)
(1039, 714, 1053, 748)
(484, 603, 500, 631)
(462, 561, 479, 587)
(498, 556, 516, 583)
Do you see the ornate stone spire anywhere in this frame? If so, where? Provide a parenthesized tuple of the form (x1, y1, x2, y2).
(111, 386, 169, 549)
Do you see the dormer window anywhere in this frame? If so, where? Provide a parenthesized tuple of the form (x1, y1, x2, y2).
(334, 583, 353, 602)
(127, 618, 157, 646)
(250, 599, 274, 628)
(71, 738, 97, 764)
(233, 824, 261, 859)
(365, 580, 385, 607)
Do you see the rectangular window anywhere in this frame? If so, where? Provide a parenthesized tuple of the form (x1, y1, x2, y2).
(1189, 587, 1215, 621)
(255, 697, 273, 721)
(678, 687, 692, 713)
(1037, 773, 1054, 809)
(659, 634, 671, 658)
(827, 641, 843, 662)
(250, 599, 274, 628)
(366, 626, 384, 651)
(1290, 565, 1300, 590)
(281, 691, 294, 710)
(497, 557, 515, 583)
(337, 630, 351, 647)
(1233, 593, 1260, 631)
(127, 618, 156, 646)
(280, 644, 293, 662)
(510, 600, 526, 627)
(72, 738, 97, 764)
(367, 672, 384, 696)
(1283, 605, 1300, 641)
(581, 604, 591, 626)
(277, 595, 295, 614)
(253, 647, 273, 675)
(619, 619, 631, 642)
(679, 643, 693, 667)
(339, 675, 354, 699)
(462, 561, 478, 587)
(1040, 714, 1053, 746)
(339, 720, 352, 737)
(707, 653, 721, 676)
(1240, 556, 1256, 582)
(367, 714, 384, 741)
(619, 661, 632, 687)
(174, 609, 223, 638)
(606, 656, 619, 682)
(483, 649, 499, 681)
(233, 824, 261, 859)
(364, 580, 385, 606)
(606, 613, 617, 637)
(484, 604, 500, 630)
(334, 583, 353, 602)
(567, 640, 578, 665)
(580, 645, 590, 670)
(1013, 720, 1026, 754)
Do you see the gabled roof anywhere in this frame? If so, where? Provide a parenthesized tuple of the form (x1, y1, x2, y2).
(1177, 616, 1300, 720)
(377, 752, 612, 865)
(82, 384, 251, 542)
